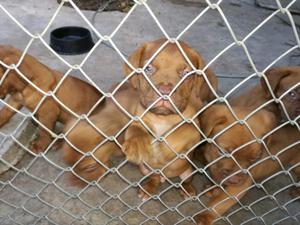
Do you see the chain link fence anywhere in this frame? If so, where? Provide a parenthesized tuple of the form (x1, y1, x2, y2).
(0, 0, 300, 225)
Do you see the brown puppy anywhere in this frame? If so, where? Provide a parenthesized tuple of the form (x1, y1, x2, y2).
(231, 66, 300, 122)
(196, 105, 300, 225)
(262, 66, 300, 122)
(195, 66, 300, 224)
(122, 39, 218, 200)
(62, 83, 138, 185)
(0, 45, 102, 152)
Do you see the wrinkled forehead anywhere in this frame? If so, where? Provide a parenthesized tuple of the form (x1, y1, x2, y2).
(280, 73, 300, 92)
(143, 42, 194, 65)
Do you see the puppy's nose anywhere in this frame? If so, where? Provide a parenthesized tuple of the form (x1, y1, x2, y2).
(158, 83, 173, 95)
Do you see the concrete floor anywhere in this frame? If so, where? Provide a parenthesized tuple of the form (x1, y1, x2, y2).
(0, 0, 300, 224)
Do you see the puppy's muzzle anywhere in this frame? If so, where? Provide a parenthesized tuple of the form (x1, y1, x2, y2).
(158, 83, 172, 96)
(152, 83, 175, 114)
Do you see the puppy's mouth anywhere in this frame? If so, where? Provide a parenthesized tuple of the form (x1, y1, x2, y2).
(150, 99, 176, 115)
(140, 90, 187, 115)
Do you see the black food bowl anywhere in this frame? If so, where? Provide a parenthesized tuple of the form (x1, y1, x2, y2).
(50, 26, 94, 55)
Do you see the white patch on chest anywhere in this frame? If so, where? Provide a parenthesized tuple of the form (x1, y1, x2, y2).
(152, 119, 173, 136)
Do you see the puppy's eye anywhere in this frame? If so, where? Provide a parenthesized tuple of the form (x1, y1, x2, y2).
(144, 64, 155, 76)
(180, 68, 191, 78)
(288, 90, 297, 99)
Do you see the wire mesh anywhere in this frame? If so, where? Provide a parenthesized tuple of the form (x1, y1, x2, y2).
(0, 0, 299, 225)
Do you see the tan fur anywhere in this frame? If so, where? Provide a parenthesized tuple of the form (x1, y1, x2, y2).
(0, 45, 102, 152)
(196, 67, 300, 224)
(122, 39, 218, 199)
(62, 83, 138, 186)
(231, 66, 300, 121)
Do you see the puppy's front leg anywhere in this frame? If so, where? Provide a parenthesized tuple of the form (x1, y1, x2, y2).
(138, 173, 161, 201)
(180, 166, 196, 199)
(122, 122, 152, 164)
(0, 93, 23, 127)
(30, 99, 60, 153)
(195, 178, 252, 225)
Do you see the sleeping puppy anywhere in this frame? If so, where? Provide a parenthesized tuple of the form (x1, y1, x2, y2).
(195, 105, 300, 225)
(122, 39, 218, 200)
(231, 66, 300, 123)
(0, 45, 102, 152)
(62, 83, 138, 185)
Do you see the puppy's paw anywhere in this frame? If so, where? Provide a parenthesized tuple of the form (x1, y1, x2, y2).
(122, 135, 151, 164)
(138, 188, 152, 201)
(29, 135, 51, 153)
(138, 182, 157, 201)
(180, 183, 197, 200)
(30, 140, 47, 153)
(194, 211, 216, 225)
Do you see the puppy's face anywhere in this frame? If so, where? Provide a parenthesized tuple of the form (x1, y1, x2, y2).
(263, 67, 300, 122)
(204, 126, 263, 185)
(124, 39, 216, 115)
(200, 105, 275, 185)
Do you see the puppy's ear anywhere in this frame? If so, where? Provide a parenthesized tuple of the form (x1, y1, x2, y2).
(199, 105, 228, 137)
(199, 68, 218, 102)
(123, 43, 147, 89)
(185, 46, 218, 102)
(0, 45, 21, 60)
(261, 67, 291, 98)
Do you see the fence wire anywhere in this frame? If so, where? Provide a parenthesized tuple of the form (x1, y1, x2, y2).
(0, 0, 300, 225)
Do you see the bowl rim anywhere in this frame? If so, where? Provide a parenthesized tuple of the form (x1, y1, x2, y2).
(50, 26, 91, 41)
(50, 26, 94, 55)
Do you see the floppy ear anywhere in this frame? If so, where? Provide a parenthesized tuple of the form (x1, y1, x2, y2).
(0, 45, 22, 61)
(261, 67, 291, 98)
(199, 105, 228, 137)
(123, 43, 147, 89)
(199, 68, 218, 102)
(184, 46, 218, 102)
